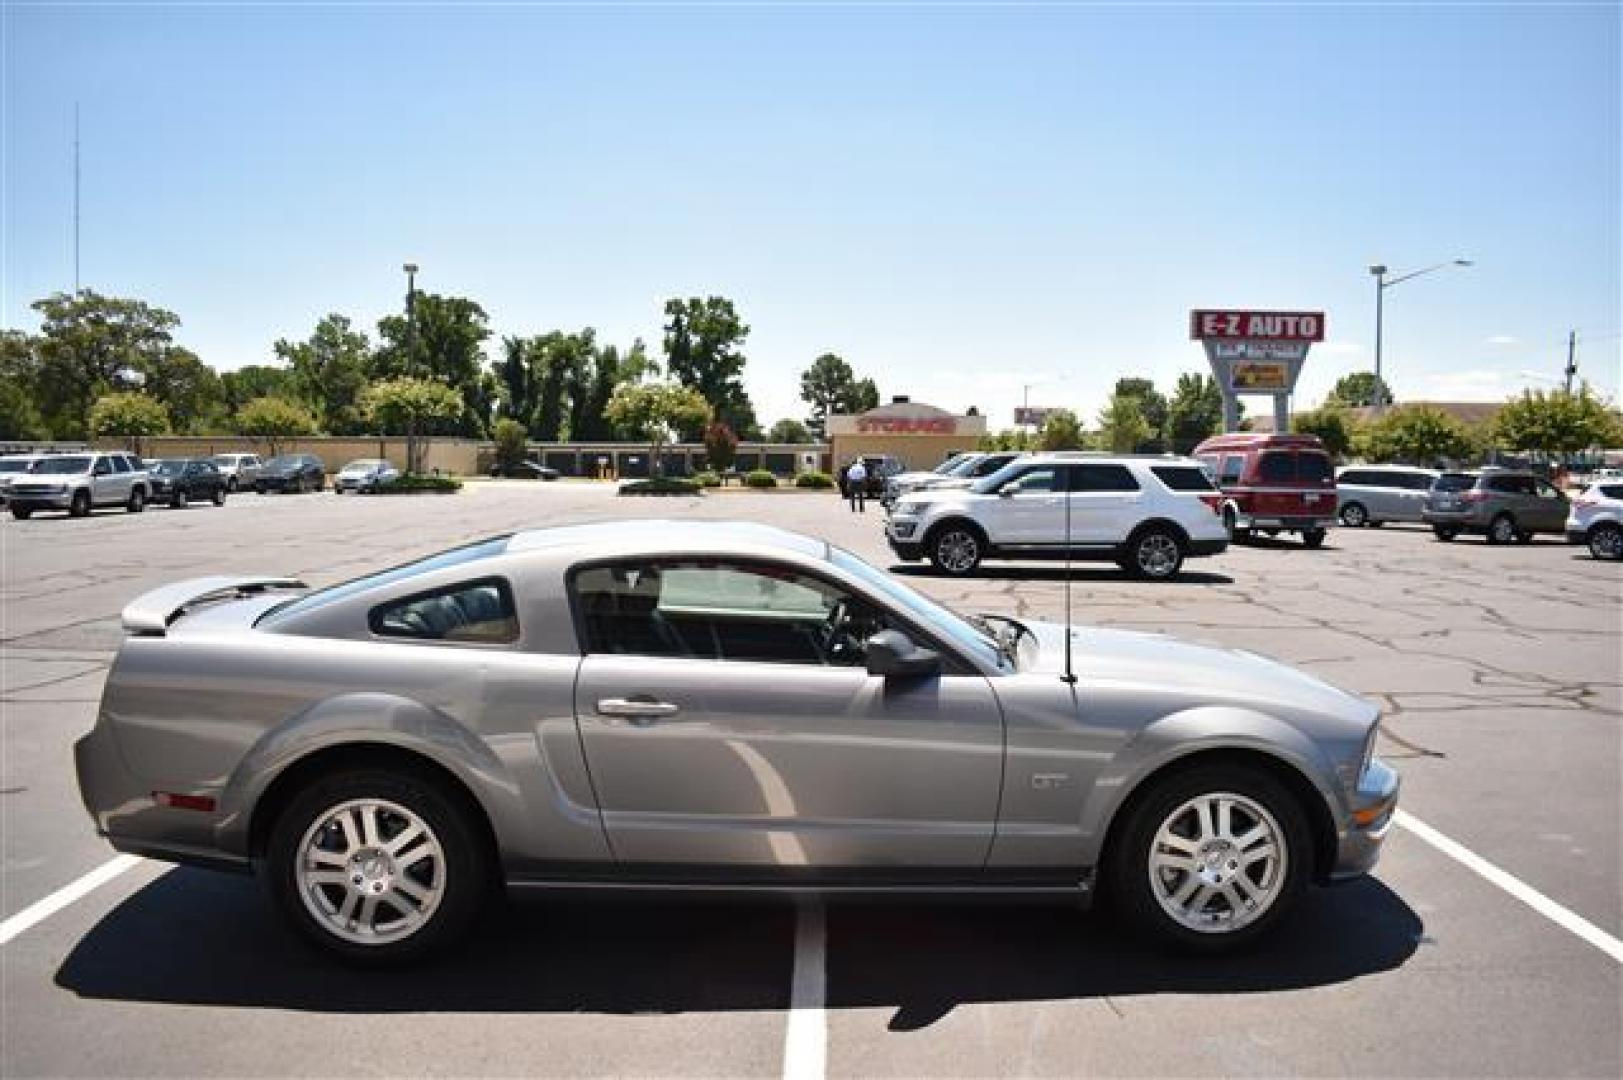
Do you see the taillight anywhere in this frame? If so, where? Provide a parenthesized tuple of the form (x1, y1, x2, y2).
(1198, 494, 1224, 514)
(1459, 490, 1489, 503)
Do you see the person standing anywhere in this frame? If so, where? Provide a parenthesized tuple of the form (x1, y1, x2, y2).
(845, 458, 868, 513)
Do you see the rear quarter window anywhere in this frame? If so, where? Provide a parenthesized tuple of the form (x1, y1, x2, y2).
(369, 578, 519, 644)
(1600, 485, 1623, 500)
(1150, 466, 1215, 492)
(1434, 474, 1476, 492)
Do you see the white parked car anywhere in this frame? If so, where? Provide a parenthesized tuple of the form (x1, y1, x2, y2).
(6, 451, 151, 519)
(210, 453, 263, 491)
(333, 458, 400, 494)
(886, 454, 1230, 579)
(1335, 464, 1439, 527)
(1566, 481, 1623, 560)
(0, 453, 43, 503)
(883, 451, 1024, 508)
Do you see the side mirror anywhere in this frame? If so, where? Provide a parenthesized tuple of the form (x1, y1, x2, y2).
(998, 481, 1021, 498)
(864, 629, 941, 678)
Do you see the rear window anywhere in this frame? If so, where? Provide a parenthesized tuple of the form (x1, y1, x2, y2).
(1258, 452, 1295, 482)
(1600, 485, 1623, 500)
(1487, 474, 1535, 495)
(1150, 466, 1216, 492)
(1297, 453, 1332, 483)
(1434, 473, 1476, 492)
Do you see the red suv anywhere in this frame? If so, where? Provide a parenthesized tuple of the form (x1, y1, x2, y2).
(1194, 433, 1336, 548)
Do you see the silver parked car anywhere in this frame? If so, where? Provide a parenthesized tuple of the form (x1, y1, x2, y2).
(76, 521, 1397, 963)
(211, 453, 263, 491)
(1335, 465, 1439, 527)
(1566, 481, 1623, 559)
(1423, 469, 1570, 543)
(7, 451, 150, 519)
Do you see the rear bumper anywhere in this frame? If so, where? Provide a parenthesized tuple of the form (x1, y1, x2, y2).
(1187, 535, 1228, 557)
(1330, 757, 1401, 881)
(1235, 515, 1332, 530)
(1566, 527, 1588, 544)
(1422, 509, 1484, 526)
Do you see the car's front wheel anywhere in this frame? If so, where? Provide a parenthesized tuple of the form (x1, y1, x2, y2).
(212, 486, 226, 506)
(171, 488, 188, 509)
(1106, 763, 1311, 952)
(926, 523, 984, 576)
(1301, 527, 1327, 549)
(1588, 522, 1622, 560)
(70, 490, 91, 518)
(1339, 502, 1367, 528)
(10, 506, 31, 520)
(1487, 513, 1517, 545)
(126, 487, 145, 513)
(1432, 524, 1459, 541)
(266, 768, 490, 966)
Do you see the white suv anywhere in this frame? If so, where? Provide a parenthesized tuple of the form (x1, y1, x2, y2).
(6, 451, 151, 519)
(885, 454, 1229, 580)
(1566, 481, 1623, 560)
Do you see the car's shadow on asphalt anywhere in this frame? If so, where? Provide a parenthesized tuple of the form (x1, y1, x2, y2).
(888, 566, 1236, 585)
(55, 869, 1420, 1028)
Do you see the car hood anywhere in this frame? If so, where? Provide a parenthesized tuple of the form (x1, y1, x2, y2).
(338, 466, 381, 476)
(1015, 619, 1373, 723)
(261, 465, 303, 477)
(896, 486, 978, 509)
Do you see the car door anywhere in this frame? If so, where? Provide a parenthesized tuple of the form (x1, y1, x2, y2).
(1533, 479, 1569, 531)
(91, 457, 121, 505)
(982, 464, 1065, 545)
(570, 557, 1004, 870)
(1063, 463, 1143, 544)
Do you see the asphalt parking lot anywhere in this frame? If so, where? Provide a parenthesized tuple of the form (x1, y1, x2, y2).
(2, 482, 1619, 1078)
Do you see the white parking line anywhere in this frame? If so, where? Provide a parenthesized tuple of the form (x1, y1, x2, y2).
(783, 897, 827, 1080)
(0, 854, 142, 946)
(1397, 810, 1623, 963)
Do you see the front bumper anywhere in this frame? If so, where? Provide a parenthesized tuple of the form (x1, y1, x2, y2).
(7, 492, 73, 510)
(1330, 757, 1401, 881)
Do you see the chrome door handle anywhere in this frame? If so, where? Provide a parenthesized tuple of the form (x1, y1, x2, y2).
(596, 696, 680, 719)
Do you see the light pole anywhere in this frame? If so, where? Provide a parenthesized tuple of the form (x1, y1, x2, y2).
(402, 262, 419, 377)
(1369, 257, 1472, 416)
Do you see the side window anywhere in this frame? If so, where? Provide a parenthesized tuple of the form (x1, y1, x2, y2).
(1338, 470, 1370, 486)
(573, 561, 891, 667)
(369, 578, 519, 644)
(93, 458, 112, 476)
(110, 455, 131, 474)
(1535, 480, 1562, 499)
(1150, 466, 1215, 492)
(1000, 466, 1060, 494)
(1219, 455, 1245, 484)
(1069, 464, 1141, 492)
(1258, 452, 1295, 483)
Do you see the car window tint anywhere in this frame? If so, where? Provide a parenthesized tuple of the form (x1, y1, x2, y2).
(1536, 480, 1562, 498)
(370, 578, 518, 643)
(1006, 467, 1060, 493)
(1435, 473, 1475, 492)
(574, 561, 888, 667)
(1339, 470, 1371, 486)
(1296, 453, 1332, 483)
(1150, 466, 1215, 492)
(1601, 485, 1623, 500)
(1258, 452, 1295, 482)
(1219, 455, 1245, 484)
(111, 455, 131, 473)
(262, 536, 513, 624)
(1070, 464, 1141, 492)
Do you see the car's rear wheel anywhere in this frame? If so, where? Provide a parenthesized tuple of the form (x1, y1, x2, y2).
(227, 476, 238, 492)
(171, 489, 188, 509)
(1105, 763, 1310, 952)
(927, 523, 984, 576)
(1588, 522, 1622, 560)
(1301, 527, 1326, 549)
(266, 768, 490, 966)
(212, 486, 226, 506)
(1487, 513, 1517, 545)
(1339, 502, 1367, 528)
(126, 487, 145, 513)
(10, 506, 31, 520)
(70, 490, 91, 518)
(1432, 525, 1459, 541)
(1126, 527, 1185, 581)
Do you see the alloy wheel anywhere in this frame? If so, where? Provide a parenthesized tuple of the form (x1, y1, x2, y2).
(1490, 515, 1517, 545)
(1135, 532, 1181, 578)
(1148, 791, 1287, 934)
(1340, 503, 1367, 527)
(933, 530, 981, 574)
(1590, 524, 1622, 560)
(295, 798, 446, 946)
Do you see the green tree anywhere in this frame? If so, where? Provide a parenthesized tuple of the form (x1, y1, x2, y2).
(235, 396, 317, 458)
(1113, 378, 1168, 452)
(1493, 386, 1623, 459)
(1097, 393, 1152, 452)
(88, 391, 170, 453)
(0, 331, 48, 439)
(1360, 405, 1474, 464)
(491, 417, 529, 469)
(374, 294, 492, 436)
(1328, 370, 1395, 408)
(799, 353, 880, 438)
(29, 290, 182, 438)
(604, 382, 711, 477)
(136, 346, 223, 433)
(703, 420, 739, 472)
(978, 429, 1034, 451)
(663, 296, 755, 438)
(220, 365, 299, 415)
(361, 377, 464, 474)
(494, 336, 541, 429)
(768, 418, 813, 443)
(1290, 404, 1356, 458)
(275, 314, 371, 434)
(1037, 409, 1087, 450)
(1165, 372, 1224, 453)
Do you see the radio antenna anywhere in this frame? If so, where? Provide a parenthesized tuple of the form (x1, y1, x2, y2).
(1061, 464, 1077, 684)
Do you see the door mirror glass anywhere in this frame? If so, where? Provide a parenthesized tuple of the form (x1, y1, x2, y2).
(864, 629, 941, 678)
(998, 480, 1022, 497)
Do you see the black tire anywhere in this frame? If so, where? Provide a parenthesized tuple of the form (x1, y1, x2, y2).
(1301, 527, 1327, 549)
(1515, 529, 1535, 544)
(926, 522, 984, 576)
(265, 767, 491, 966)
(1487, 513, 1517, 546)
(171, 489, 188, 509)
(1125, 526, 1186, 581)
(227, 476, 238, 492)
(212, 486, 226, 506)
(1432, 525, 1459, 542)
(1104, 762, 1312, 953)
(1339, 502, 1367, 528)
(255, 484, 267, 495)
(127, 487, 145, 513)
(1588, 523, 1623, 560)
(70, 490, 91, 518)
(10, 506, 31, 520)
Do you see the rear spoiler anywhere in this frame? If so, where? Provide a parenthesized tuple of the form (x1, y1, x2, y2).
(121, 575, 307, 635)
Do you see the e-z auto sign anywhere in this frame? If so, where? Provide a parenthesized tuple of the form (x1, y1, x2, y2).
(1189, 310, 1325, 342)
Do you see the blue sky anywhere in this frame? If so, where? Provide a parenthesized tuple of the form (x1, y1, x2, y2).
(4, 2, 1618, 429)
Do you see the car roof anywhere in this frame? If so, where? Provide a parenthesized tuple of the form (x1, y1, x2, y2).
(1339, 463, 1438, 472)
(506, 520, 828, 560)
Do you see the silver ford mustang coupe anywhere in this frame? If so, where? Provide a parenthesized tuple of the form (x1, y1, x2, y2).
(76, 521, 1398, 963)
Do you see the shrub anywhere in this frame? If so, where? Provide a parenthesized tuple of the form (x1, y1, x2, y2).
(694, 470, 722, 488)
(744, 469, 778, 489)
(794, 471, 835, 489)
(374, 474, 463, 494)
(620, 477, 702, 496)
(491, 417, 529, 468)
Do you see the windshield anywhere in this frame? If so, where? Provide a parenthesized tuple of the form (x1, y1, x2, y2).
(1434, 473, 1476, 492)
(827, 546, 1005, 670)
(0, 459, 36, 473)
(265, 456, 301, 469)
(150, 460, 184, 475)
(211, 455, 240, 466)
(969, 459, 1027, 494)
(31, 456, 92, 475)
(942, 455, 985, 477)
(343, 460, 385, 470)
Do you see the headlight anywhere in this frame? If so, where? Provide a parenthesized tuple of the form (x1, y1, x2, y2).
(894, 502, 929, 517)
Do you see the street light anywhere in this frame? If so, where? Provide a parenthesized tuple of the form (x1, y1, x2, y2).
(1369, 257, 1472, 415)
(402, 262, 419, 377)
